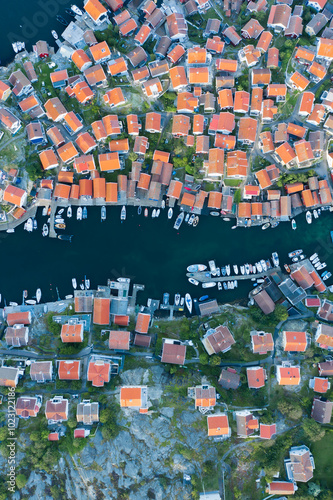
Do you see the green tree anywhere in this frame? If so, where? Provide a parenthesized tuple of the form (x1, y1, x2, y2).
(16, 474, 27, 489)
(209, 355, 221, 366)
(277, 399, 302, 420)
(302, 418, 326, 442)
(273, 305, 288, 322)
(199, 352, 209, 365)
(308, 482, 321, 497)
(67, 418, 77, 429)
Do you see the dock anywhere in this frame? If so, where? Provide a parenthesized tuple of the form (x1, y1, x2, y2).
(186, 266, 281, 284)
(160, 303, 185, 320)
(48, 200, 57, 239)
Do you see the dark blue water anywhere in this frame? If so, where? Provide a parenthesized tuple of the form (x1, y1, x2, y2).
(0, 207, 332, 305)
(0, 0, 80, 66)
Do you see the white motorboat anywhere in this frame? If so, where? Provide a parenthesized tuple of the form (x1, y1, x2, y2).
(292, 257, 299, 263)
(272, 252, 279, 267)
(261, 259, 267, 272)
(312, 257, 320, 264)
(33, 219, 37, 230)
(55, 217, 64, 224)
(245, 264, 250, 275)
(291, 219, 297, 230)
(234, 280, 238, 288)
(42, 224, 49, 237)
(42, 207, 47, 216)
(152, 209, 156, 218)
(310, 253, 318, 261)
(317, 263, 327, 270)
(9, 302, 18, 306)
(57, 208, 64, 215)
(168, 208, 173, 219)
(193, 216, 199, 227)
(252, 265, 256, 274)
(26, 218, 33, 232)
(6, 229, 15, 233)
(71, 4, 83, 15)
(188, 278, 199, 286)
(233, 265, 239, 275)
(85, 277, 90, 289)
(216, 267, 221, 277)
(306, 211, 312, 224)
(80, 283, 84, 290)
(202, 282, 216, 288)
(240, 266, 245, 275)
(313, 209, 318, 219)
(72, 278, 77, 289)
(156, 209, 160, 217)
(51, 30, 58, 39)
(174, 211, 184, 230)
(256, 261, 263, 273)
(101, 205, 106, 221)
(188, 214, 195, 225)
(187, 264, 207, 272)
(26, 299, 36, 305)
(36, 288, 42, 303)
(180, 297, 184, 306)
(174, 294, 180, 306)
(218, 282, 222, 290)
(121, 205, 126, 221)
(67, 206, 72, 218)
(185, 293, 192, 314)
(161, 200, 165, 209)
(185, 213, 190, 223)
(77, 207, 82, 220)
(225, 265, 231, 276)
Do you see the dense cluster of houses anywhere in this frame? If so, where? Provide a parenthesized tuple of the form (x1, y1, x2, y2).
(0, 0, 333, 226)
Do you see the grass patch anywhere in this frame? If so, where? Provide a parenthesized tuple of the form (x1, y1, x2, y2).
(224, 179, 242, 187)
(312, 429, 333, 490)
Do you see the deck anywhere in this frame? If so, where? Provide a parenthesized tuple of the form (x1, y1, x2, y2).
(186, 266, 280, 283)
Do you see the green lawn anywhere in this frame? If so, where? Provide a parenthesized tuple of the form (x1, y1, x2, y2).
(224, 179, 242, 187)
(312, 430, 333, 490)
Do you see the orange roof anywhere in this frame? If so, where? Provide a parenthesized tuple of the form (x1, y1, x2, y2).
(58, 171, 74, 184)
(76, 132, 97, 154)
(70, 184, 80, 199)
(188, 67, 209, 85)
(18, 94, 39, 112)
(287, 123, 306, 138)
(172, 114, 190, 136)
(137, 173, 151, 190)
(58, 360, 80, 380)
(153, 150, 170, 162)
(307, 103, 326, 125)
(247, 367, 266, 388)
(216, 58, 238, 72)
(238, 202, 251, 218)
(106, 182, 118, 202)
(295, 140, 313, 163)
(267, 84, 287, 97)
(251, 202, 263, 216)
(167, 180, 183, 199)
(108, 330, 130, 350)
(238, 116, 257, 142)
(73, 154, 96, 174)
(47, 126, 65, 147)
(187, 47, 207, 64)
(251, 87, 263, 114)
(313, 377, 330, 393)
(93, 177, 106, 199)
(71, 49, 92, 71)
(214, 133, 236, 149)
(84, 0, 107, 22)
(44, 97, 67, 121)
(289, 71, 309, 91)
(109, 138, 129, 152)
(102, 114, 122, 136)
(299, 91, 315, 115)
(234, 91, 250, 113)
(295, 46, 315, 62)
(256, 31, 272, 52)
(206, 36, 225, 54)
(252, 68, 271, 85)
(127, 114, 140, 135)
(218, 88, 233, 109)
(207, 414, 229, 436)
(143, 77, 163, 97)
(108, 57, 127, 76)
(181, 192, 195, 207)
(119, 18, 138, 36)
(207, 148, 224, 176)
(61, 323, 83, 343)
(0, 81, 11, 100)
(169, 66, 188, 89)
(120, 387, 142, 407)
(193, 114, 204, 134)
(91, 120, 107, 141)
(132, 66, 149, 82)
(227, 150, 248, 177)
(114, 315, 129, 326)
(79, 179, 93, 198)
(145, 112, 161, 132)
(167, 44, 186, 64)
(309, 61, 327, 79)
(53, 183, 70, 200)
(63, 112, 83, 133)
(93, 297, 110, 325)
(40, 179, 54, 190)
(134, 24, 151, 44)
(50, 69, 68, 85)
(278, 366, 300, 385)
(68, 80, 94, 104)
(267, 47, 279, 68)
(39, 149, 58, 170)
(103, 87, 125, 107)
(135, 313, 151, 333)
(57, 142, 79, 163)
(99, 152, 120, 171)
(317, 37, 333, 59)
(87, 360, 110, 387)
(283, 331, 307, 351)
(177, 91, 198, 113)
(285, 182, 303, 194)
(84, 64, 107, 86)
(114, 10, 130, 25)
(275, 142, 296, 164)
(6, 311, 31, 326)
(301, 189, 315, 208)
(208, 191, 222, 209)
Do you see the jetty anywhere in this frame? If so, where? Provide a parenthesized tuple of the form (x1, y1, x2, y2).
(186, 266, 281, 284)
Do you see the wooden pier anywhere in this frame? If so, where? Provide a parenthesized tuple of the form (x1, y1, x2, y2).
(186, 266, 281, 284)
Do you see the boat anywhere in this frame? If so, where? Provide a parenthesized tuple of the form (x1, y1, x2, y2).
(65, 295, 74, 299)
(185, 293, 192, 314)
(306, 211, 312, 224)
(161, 200, 165, 209)
(71, 4, 83, 15)
(188, 278, 199, 286)
(299, 254, 305, 260)
(292, 219, 297, 230)
(192, 216, 199, 227)
(85, 277, 90, 289)
(174, 211, 184, 230)
(317, 263, 327, 270)
(80, 283, 84, 290)
(36, 288, 42, 303)
(256, 261, 263, 273)
(231, 226, 237, 229)
(55, 217, 64, 224)
(323, 272, 332, 281)
(55, 223, 66, 229)
(321, 271, 329, 278)
(33, 219, 37, 230)
(56, 15, 68, 26)
(6, 229, 15, 233)
(65, 7, 76, 16)
(42, 224, 48, 237)
(257, 279, 265, 284)
(272, 252, 279, 267)
(221, 267, 226, 276)
(185, 214, 190, 223)
(240, 266, 245, 275)
(47, 207, 51, 216)
(72, 278, 77, 289)
(58, 235, 72, 241)
(199, 295, 209, 302)
(292, 257, 299, 263)
(101, 205, 106, 221)
(180, 297, 184, 306)
(188, 214, 195, 225)
(225, 265, 231, 276)
(168, 208, 173, 219)
(229, 281, 234, 290)
(144, 208, 148, 217)
(233, 265, 238, 275)
(67, 206, 72, 218)
(260, 259, 267, 272)
(313, 209, 318, 219)
(312, 257, 320, 265)
(9, 302, 18, 306)
(262, 222, 270, 230)
(51, 29, 58, 39)
(23, 290, 28, 299)
(288, 249, 303, 258)
(234, 280, 238, 288)
(310, 253, 318, 261)
(223, 282, 228, 290)
(138, 206, 142, 215)
(271, 221, 279, 229)
(222, 217, 231, 221)
(187, 264, 207, 272)
(152, 209, 156, 218)
(218, 282, 222, 290)
(82, 207, 87, 219)
(77, 207, 82, 220)
(202, 282, 216, 289)
(284, 264, 291, 273)
(25, 299, 36, 305)
(121, 206, 126, 221)
(174, 294, 180, 306)
(249, 264, 253, 273)
(245, 264, 250, 275)
(12, 41, 25, 53)
(252, 265, 256, 274)
(42, 207, 47, 216)
(26, 218, 33, 232)
(210, 211, 220, 216)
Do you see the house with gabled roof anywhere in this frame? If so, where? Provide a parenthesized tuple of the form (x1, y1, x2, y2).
(72, 49, 92, 72)
(202, 325, 235, 355)
(235, 410, 259, 437)
(282, 331, 307, 352)
(9, 70, 33, 96)
(311, 396, 333, 423)
(161, 339, 186, 365)
(218, 367, 240, 389)
(241, 19, 264, 39)
(267, 47, 279, 68)
(30, 361, 53, 382)
(285, 445, 315, 483)
(84, 64, 107, 87)
(266, 481, 297, 495)
(135, 313, 151, 334)
(247, 367, 267, 389)
(309, 376, 330, 393)
(120, 386, 148, 412)
(77, 400, 99, 425)
(84, 0, 108, 25)
(88, 359, 111, 387)
(277, 362, 301, 385)
(45, 396, 68, 423)
(5, 325, 29, 347)
(251, 331, 274, 354)
(16, 396, 41, 419)
(260, 423, 276, 440)
(58, 360, 81, 380)
(207, 414, 231, 438)
(108, 330, 130, 350)
(104, 87, 126, 108)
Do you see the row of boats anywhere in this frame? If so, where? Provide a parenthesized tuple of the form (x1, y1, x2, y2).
(174, 211, 199, 230)
(309, 252, 331, 280)
(72, 276, 90, 290)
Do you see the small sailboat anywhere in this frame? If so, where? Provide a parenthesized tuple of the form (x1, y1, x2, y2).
(121, 206, 126, 221)
(168, 208, 173, 219)
(138, 206, 142, 215)
(67, 206, 72, 218)
(185, 213, 190, 223)
(144, 208, 148, 217)
(185, 293, 192, 314)
(291, 219, 297, 230)
(101, 205, 106, 221)
(77, 207, 82, 220)
(72, 278, 77, 289)
(82, 207, 87, 219)
(36, 288, 42, 303)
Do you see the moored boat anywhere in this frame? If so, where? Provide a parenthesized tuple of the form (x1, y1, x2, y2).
(284, 263, 291, 273)
(256, 261, 263, 273)
(233, 265, 238, 275)
(144, 208, 148, 217)
(72, 278, 77, 289)
(174, 294, 180, 306)
(192, 216, 199, 227)
(42, 224, 48, 237)
(240, 266, 245, 275)
(306, 211, 312, 224)
(199, 295, 209, 301)
(6, 229, 15, 233)
(288, 249, 303, 258)
(56, 15, 68, 26)
(161, 200, 165, 209)
(156, 209, 160, 218)
(26, 299, 36, 305)
(121, 206, 126, 221)
(65, 7, 76, 16)
(152, 209, 156, 218)
(36, 288, 42, 303)
(26, 218, 33, 232)
(188, 278, 199, 286)
(85, 277, 90, 289)
(173, 211, 184, 230)
(67, 205, 72, 218)
(218, 282, 222, 290)
(187, 264, 207, 272)
(101, 205, 106, 221)
(291, 219, 297, 230)
(188, 214, 195, 225)
(185, 293, 192, 314)
(262, 222, 270, 230)
(168, 208, 173, 219)
(80, 283, 84, 290)
(323, 272, 332, 281)
(261, 259, 267, 272)
(77, 207, 82, 220)
(42, 207, 47, 216)
(313, 209, 318, 219)
(51, 30, 58, 40)
(210, 211, 220, 216)
(71, 4, 83, 15)
(185, 213, 190, 223)
(225, 265, 230, 276)
(82, 207, 87, 219)
(138, 206, 142, 215)
(272, 252, 279, 267)
(33, 219, 37, 230)
(310, 253, 318, 261)
(55, 223, 66, 229)
(58, 235, 73, 241)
